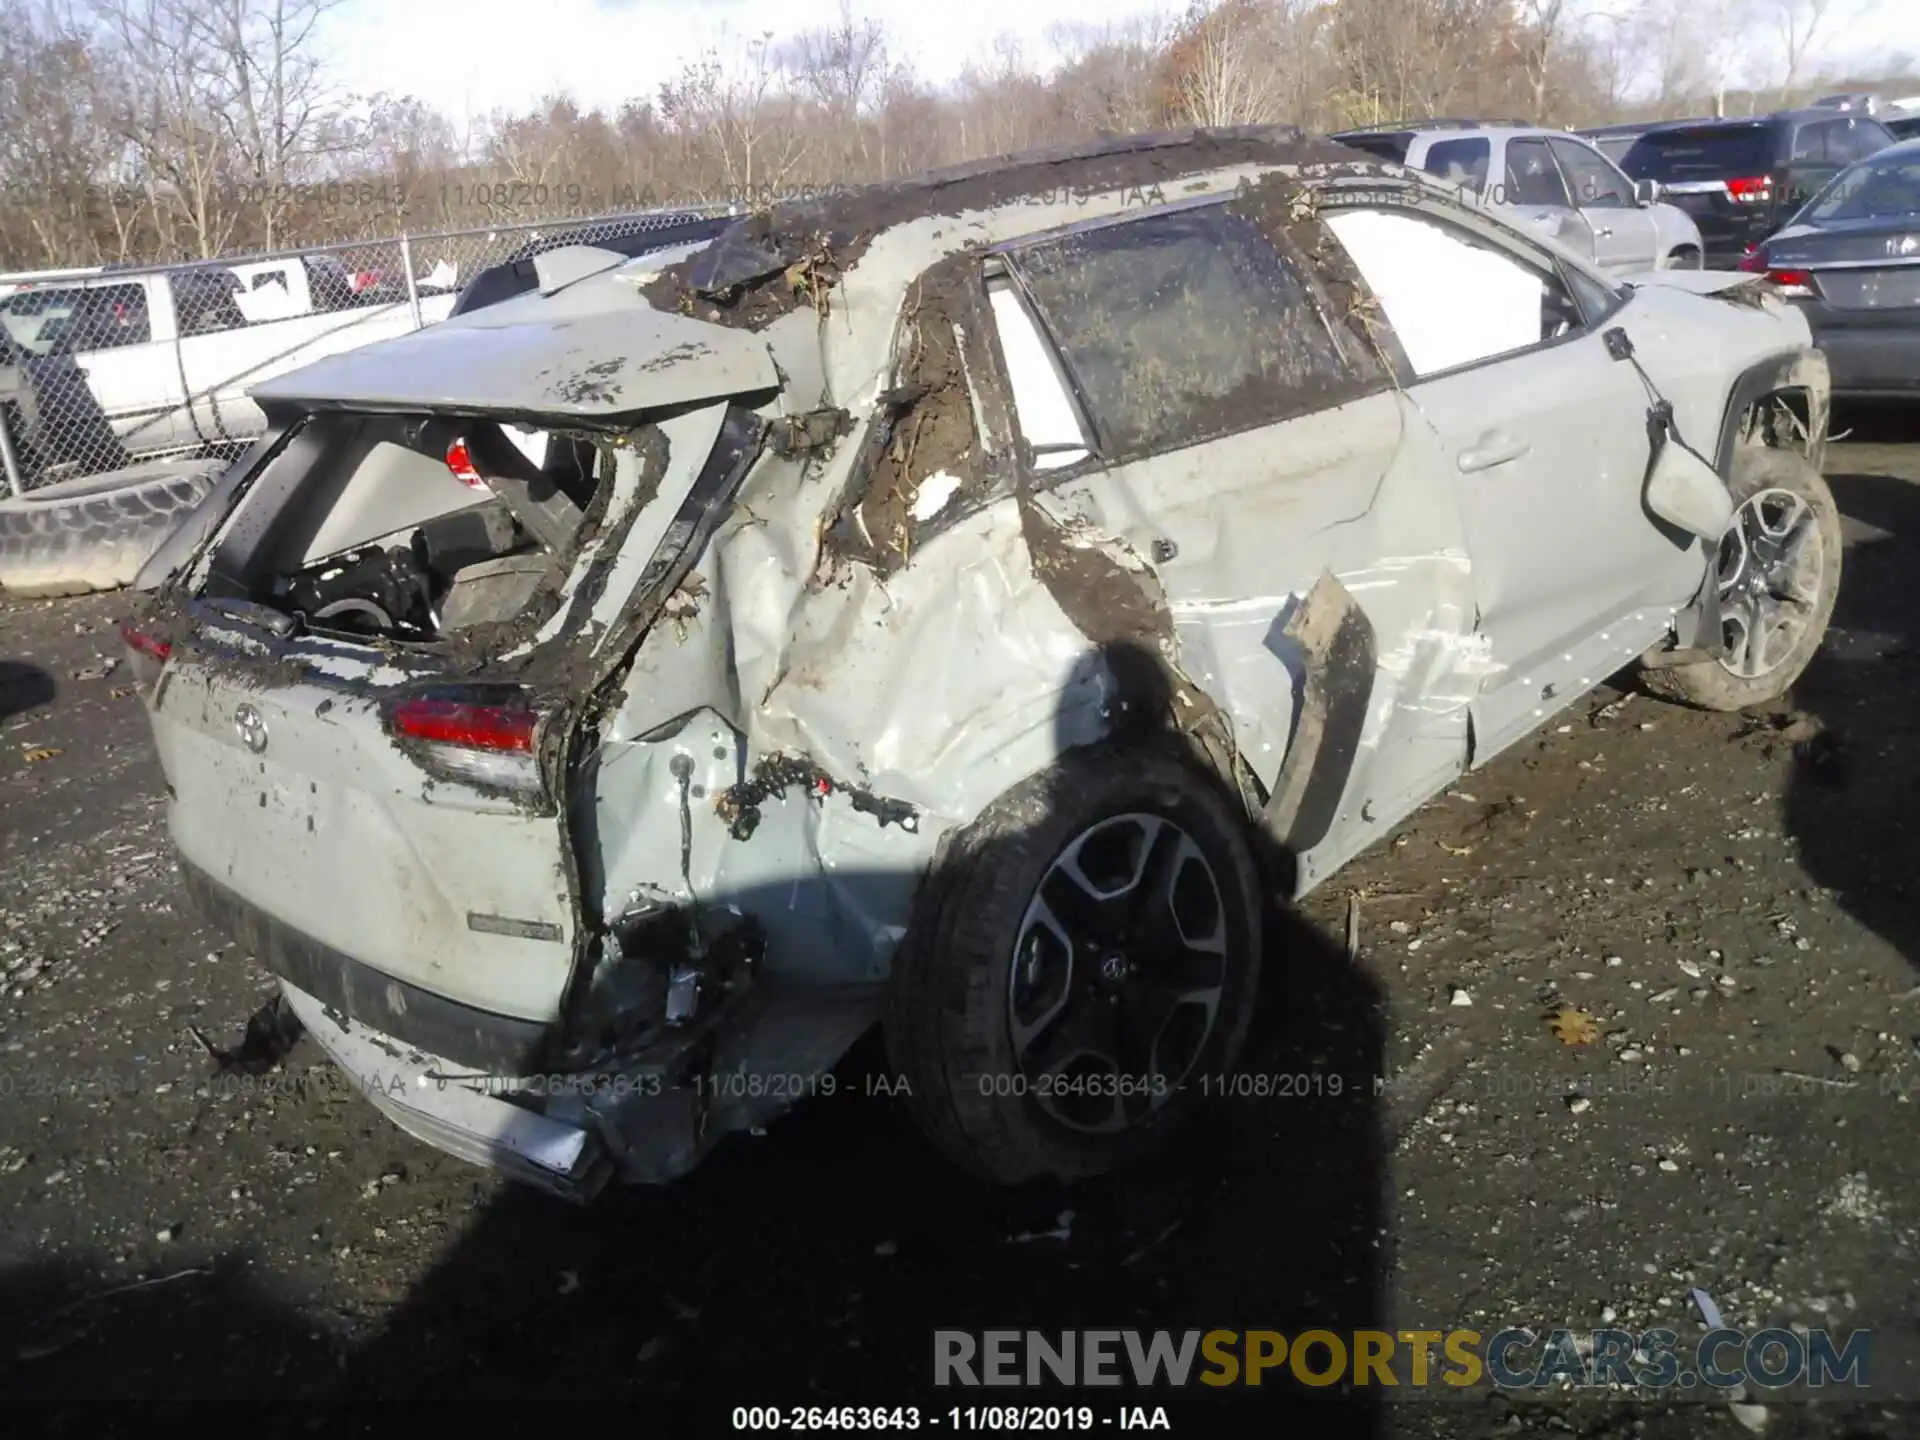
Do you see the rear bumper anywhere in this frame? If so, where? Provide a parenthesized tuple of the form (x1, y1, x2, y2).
(1805, 322, 1920, 397)
(180, 860, 551, 1073)
(278, 982, 613, 1204)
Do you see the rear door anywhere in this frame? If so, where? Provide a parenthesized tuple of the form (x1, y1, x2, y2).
(1548, 136, 1659, 272)
(1321, 201, 1706, 760)
(144, 305, 778, 1043)
(147, 405, 747, 1036)
(982, 196, 1480, 862)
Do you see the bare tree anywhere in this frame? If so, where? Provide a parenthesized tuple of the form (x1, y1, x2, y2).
(1166, 0, 1287, 127)
(4, 0, 1912, 274)
(200, 0, 349, 248)
(1773, 0, 1843, 100)
(658, 30, 807, 204)
(93, 0, 239, 258)
(1514, 0, 1571, 120)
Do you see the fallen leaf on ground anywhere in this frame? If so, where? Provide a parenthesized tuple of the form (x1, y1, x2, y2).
(1438, 841, 1475, 857)
(1547, 1007, 1600, 1046)
(21, 747, 62, 762)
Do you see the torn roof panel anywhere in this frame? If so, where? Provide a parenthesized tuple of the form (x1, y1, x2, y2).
(646, 126, 1399, 322)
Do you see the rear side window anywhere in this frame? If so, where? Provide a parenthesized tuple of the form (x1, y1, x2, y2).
(1423, 138, 1491, 191)
(1791, 120, 1844, 163)
(1846, 120, 1895, 161)
(1003, 204, 1359, 460)
(1337, 132, 1413, 163)
(172, 273, 248, 336)
(1506, 138, 1572, 206)
(0, 282, 151, 354)
(1622, 126, 1771, 181)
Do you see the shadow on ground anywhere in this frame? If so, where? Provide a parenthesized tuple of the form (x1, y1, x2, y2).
(1, 641, 1388, 1433)
(1777, 405, 1920, 973)
(0, 660, 55, 723)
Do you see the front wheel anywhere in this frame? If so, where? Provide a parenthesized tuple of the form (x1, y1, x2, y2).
(884, 745, 1263, 1185)
(1640, 443, 1842, 711)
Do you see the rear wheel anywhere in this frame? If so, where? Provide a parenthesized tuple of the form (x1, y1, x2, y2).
(884, 745, 1262, 1185)
(1640, 443, 1842, 711)
(1664, 245, 1704, 270)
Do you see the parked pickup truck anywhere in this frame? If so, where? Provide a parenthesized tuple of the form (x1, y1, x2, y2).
(0, 262, 457, 479)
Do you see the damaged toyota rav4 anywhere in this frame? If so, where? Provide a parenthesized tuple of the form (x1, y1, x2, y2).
(123, 127, 1841, 1201)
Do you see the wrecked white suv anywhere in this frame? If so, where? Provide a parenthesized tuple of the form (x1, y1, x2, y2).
(124, 128, 1841, 1201)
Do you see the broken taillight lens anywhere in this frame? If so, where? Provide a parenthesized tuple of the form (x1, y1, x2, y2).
(1725, 175, 1774, 204)
(118, 617, 170, 691)
(445, 437, 488, 490)
(385, 692, 546, 797)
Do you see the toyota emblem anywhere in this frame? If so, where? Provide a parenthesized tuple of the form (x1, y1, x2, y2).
(234, 702, 269, 754)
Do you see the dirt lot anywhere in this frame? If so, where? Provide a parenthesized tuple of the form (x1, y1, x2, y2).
(3, 414, 1920, 1435)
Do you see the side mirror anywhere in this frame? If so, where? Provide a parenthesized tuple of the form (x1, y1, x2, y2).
(1633, 178, 1663, 206)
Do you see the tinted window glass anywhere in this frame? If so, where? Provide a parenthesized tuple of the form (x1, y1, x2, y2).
(1506, 138, 1572, 206)
(1620, 126, 1771, 181)
(1337, 132, 1413, 162)
(1791, 120, 1841, 163)
(1008, 205, 1357, 458)
(1423, 137, 1492, 191)
(1549, 138, 1633, 207)
(1848, 120, 1896, 160)
(171, 271, 248, 335)
(0, 282, 151, 354)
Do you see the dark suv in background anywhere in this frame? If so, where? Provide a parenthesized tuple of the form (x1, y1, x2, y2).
(1613, 108, 1898, 265)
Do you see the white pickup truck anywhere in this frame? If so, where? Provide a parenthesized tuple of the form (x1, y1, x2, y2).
(0, 261, 457, 476)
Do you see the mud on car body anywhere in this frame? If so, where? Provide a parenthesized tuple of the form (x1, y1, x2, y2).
(122, 127, 1841, 1202)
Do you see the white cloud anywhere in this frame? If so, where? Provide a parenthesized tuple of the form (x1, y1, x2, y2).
(319, 0, 1920, 128)
(320, 0, 1122, 126)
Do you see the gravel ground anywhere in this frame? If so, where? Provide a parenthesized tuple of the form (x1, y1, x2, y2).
(3, 414, 1920, 1436)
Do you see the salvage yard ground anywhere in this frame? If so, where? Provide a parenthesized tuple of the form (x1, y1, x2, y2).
(4, 414, 1920, 1435)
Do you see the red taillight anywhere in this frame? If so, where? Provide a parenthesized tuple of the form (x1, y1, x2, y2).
(445, 437, 488, 490)
(1738, 247, 1769, 272)
(118, 618, 170, 662)
(349, 270, 379, 291)
(1769, 268, 1813, 288)
(1726, 175, 1773, 204)
(391, 698, 537, 751)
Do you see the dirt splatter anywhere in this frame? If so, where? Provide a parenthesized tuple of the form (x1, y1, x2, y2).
(641, 127, 1393, 330)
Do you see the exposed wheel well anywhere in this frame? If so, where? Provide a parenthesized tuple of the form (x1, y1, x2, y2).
(1736, 387, 1817, 460)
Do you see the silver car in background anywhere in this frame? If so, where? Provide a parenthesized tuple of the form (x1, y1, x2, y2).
(1333, 121, 1707, 271)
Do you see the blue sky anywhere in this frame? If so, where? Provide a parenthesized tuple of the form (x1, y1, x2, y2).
(321, 0, 1920, 129)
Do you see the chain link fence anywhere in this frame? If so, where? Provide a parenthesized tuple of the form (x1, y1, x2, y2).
(0, 204, 737, 495)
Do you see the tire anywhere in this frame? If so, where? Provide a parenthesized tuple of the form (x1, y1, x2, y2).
(1640, 443, 1842, 712)
(884, 743, 1263, 1185)
(1664, 246, 1704, 270)
(0, 456, 227, 598)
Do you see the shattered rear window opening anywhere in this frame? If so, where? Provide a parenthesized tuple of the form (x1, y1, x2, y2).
(193, 409, 637, 651)
(1004, 203, 1358, 460)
